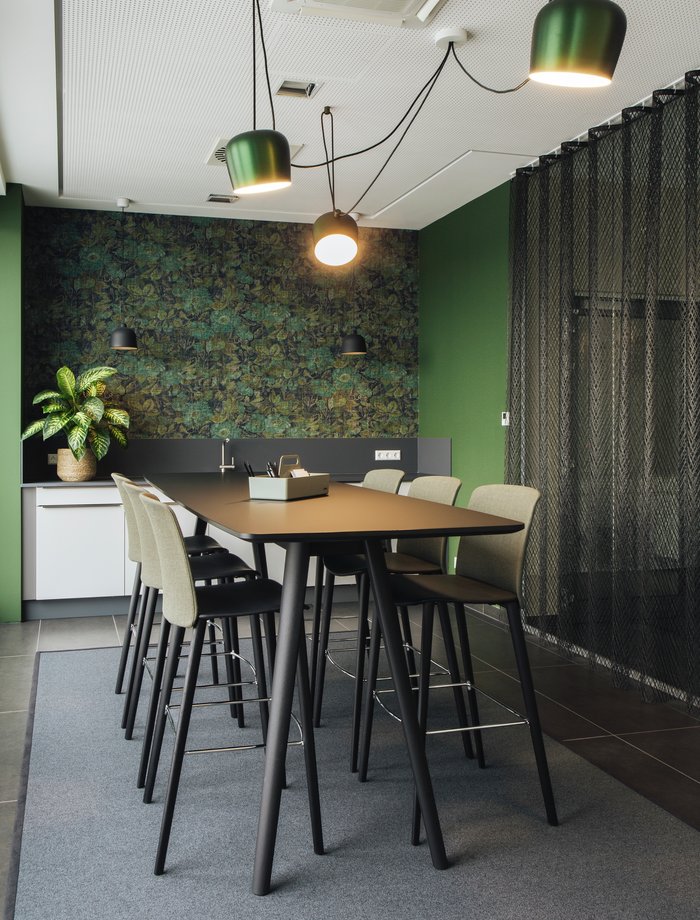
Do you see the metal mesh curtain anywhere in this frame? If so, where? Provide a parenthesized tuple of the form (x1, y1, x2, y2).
(507, 72, 700, 710)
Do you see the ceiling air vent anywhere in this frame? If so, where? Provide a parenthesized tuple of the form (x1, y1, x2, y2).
(207, 194, 239, 204)
(207, 138, 304, 166)
(276, 80, 319, 98)
(269, 0, 447, 27)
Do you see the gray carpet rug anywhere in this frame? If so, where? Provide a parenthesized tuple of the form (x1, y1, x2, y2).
(6, 644, 700, 920)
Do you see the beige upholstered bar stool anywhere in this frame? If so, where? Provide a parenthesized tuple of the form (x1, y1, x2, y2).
(139, 493, 323, 876)
(112, 472, 232, 697)
(314, 474, 461, 773)
(360, 484, 558, 837)
(308, 468, 405, 698)
(119, 479, 258, 746)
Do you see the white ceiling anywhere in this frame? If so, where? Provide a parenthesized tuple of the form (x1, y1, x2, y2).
(0, 0, 698, 229)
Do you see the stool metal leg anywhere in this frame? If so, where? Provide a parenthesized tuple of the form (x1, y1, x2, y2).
(350, 572, 370, 773)
(505, 601, 558, 826)
(358, 613, 382, 783)
(436, 602, 475, 761)
(154, 619, 207, 875)
(309, 556, 324, 698)
(125, 586, 158, 740)
(115, 563, 142, 694)
(143, 625, 185, 804)
(121, 585, 148, 729)
(453, 603, 485, 767)
(312, 570, 335, 727)
(411, 602, 434, 845)
(137, 618, 171, 789)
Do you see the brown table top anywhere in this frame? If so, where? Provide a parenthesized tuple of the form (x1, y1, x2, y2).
(147, 471, 524, 543)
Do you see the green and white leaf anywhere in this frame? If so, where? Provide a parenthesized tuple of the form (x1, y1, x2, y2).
(71, 410, 92, 429)
(42, 401, 69, 414)
(67, 424, 88, 455)
(32, 389, 63, 405)
(21, 419, 45, 439)
(56, 366, 76, 401)
(108, 425, 128, 448)
(76, 367, 116, 392)
(103, 407, 130, 428)
(82, 397, 105, 422)
(88, 427, 110, 461)
(43, 412, 72, 439)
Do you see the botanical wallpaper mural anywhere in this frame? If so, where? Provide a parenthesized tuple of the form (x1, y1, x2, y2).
(22, 209, 418, 439)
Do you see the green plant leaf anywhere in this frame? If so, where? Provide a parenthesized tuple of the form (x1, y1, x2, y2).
(85, 381, 107, 398)
(21, 419, 45, 439)
(42, 400, 69, 414)
(67, 424, 88, 455)
(76, 366, 116, 392)
(108, 425, 128, 448)
(103, 407, 130, 428)
(88, 427, 110, 460)
(32, 389, 63, 405)
(56, 367, 76, 401)
(82, 397, 105, 423)
(71, 411, 91, 429)
(71, 443, 86, 461)
(43, 412, 72, 439)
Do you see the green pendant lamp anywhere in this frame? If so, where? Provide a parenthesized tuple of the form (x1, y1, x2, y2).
(530, 0, 627, 87)
(225, 0, 291, 195)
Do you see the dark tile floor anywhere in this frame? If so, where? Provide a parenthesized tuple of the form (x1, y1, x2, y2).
(1, 605, 698, 910)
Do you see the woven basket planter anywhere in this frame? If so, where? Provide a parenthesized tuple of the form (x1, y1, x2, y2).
(57, 448, 97, 482)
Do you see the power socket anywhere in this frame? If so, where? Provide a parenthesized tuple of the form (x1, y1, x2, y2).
(374, 449, 401, 461)
(48, 453, 58, 466)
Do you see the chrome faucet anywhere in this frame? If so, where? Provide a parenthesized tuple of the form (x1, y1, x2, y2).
(219, 438, 235, 472)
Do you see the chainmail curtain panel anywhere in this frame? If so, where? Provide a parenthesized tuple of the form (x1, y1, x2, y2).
(508, 72, 700, 710)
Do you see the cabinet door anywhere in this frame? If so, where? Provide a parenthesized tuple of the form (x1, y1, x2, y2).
(36, 504, 126, 599)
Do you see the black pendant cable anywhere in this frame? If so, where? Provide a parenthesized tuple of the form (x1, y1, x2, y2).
(298, 0, 627, 259)
(109, 198, 138, 352)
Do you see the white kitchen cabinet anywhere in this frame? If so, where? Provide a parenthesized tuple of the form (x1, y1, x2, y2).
(34, 487, 126, 600)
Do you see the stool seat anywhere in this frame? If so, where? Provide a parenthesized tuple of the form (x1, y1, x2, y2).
(195, 579, 282, 620)
(189, 552, 256, 582)
(384, 552, 442, 575)
(184, 534, 225, 555)
(391, 572, 514, 605)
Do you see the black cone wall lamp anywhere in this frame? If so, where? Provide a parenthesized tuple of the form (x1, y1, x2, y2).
(109, 198, 138, 352)
(340, 332, 367, 355)
(225, 0, 291, 195)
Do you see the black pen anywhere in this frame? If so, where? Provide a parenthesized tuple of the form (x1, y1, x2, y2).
(266, 461, 277, 477)
(244, 462, 254, 477)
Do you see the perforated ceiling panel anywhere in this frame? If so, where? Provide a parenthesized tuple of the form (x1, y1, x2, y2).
(7, 0, 700, 227)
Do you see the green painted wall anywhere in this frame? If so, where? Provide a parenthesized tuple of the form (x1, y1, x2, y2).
(0, 186, 23, 622)
(419, 182, 510, 529)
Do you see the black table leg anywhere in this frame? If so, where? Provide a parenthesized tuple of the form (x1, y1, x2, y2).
(363, 539, 449, 871)
(252, 541, 314, 896)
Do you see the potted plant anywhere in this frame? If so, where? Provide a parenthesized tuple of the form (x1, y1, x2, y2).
(22, 366, 130, 482)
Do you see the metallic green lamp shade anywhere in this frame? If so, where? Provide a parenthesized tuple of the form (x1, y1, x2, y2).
(225, 129, 292, 195)
(530, 0, 627, 87)
(313, 210, 359, 266)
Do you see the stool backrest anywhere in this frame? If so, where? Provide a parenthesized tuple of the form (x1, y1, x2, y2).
(140, 493, 198, 629)
(122, 481, 163, 590)
(456, 484, 540, 602)
(396, 475, 462, 571)
(112, 473, 141, 563)
(362, 468, 405, 493)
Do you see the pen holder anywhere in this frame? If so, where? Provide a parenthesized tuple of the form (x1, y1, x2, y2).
(248, 473, 330, 501)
